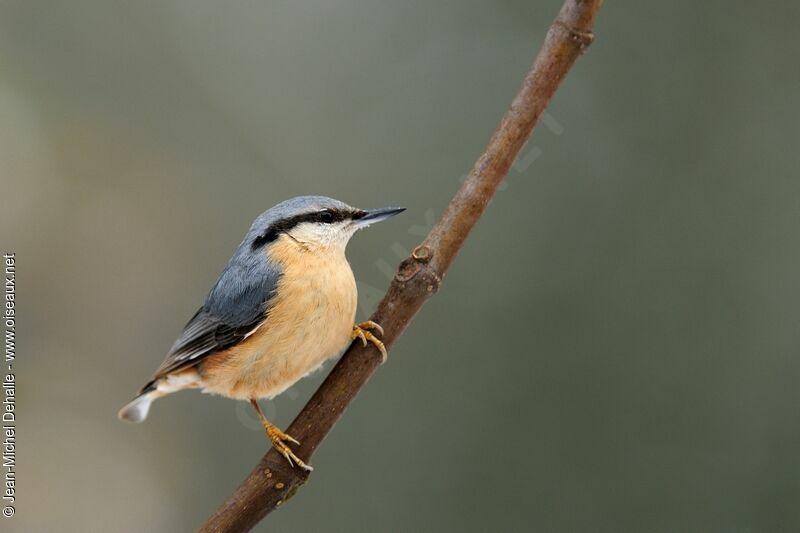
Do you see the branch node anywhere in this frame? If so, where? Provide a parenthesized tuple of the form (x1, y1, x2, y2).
(396, 245, 436, 283)
(554, 20, 594, 50)
(425, 269, 442, 294)
(395, 258, 419, 283)
(412, 245, 433, 263)
(395, 256, 442, 296)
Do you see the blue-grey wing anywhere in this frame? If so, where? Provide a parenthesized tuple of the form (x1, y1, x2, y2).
(150, 254, 282, 380)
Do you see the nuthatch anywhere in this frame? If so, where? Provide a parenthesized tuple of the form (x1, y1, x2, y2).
(119, 196, 404, 470)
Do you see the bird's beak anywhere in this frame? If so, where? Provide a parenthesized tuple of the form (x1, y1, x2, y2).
(353, 206, 406, 228)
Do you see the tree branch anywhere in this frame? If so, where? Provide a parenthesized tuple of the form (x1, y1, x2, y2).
(200, 1, 602, 531)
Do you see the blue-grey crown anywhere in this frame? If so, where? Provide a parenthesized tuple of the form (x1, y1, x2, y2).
(249, 196, 354, 235)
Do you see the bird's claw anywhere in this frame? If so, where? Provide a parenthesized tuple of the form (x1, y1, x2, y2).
(352, 321, 388, 363)
(265, 424, 313, 471)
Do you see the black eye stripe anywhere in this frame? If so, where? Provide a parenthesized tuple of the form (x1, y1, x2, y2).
(251, 208, 358, 249)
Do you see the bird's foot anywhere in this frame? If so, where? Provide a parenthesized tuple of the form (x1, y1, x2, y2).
(352, 321, 388, 363)
(264, 424, 313, 471)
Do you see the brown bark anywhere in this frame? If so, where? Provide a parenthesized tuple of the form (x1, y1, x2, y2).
(200, 1, 603, 531)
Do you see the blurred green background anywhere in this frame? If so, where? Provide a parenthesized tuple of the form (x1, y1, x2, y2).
(2, 1, 799, 531)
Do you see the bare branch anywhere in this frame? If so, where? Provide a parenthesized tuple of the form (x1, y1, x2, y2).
(200, 1, 602, 531)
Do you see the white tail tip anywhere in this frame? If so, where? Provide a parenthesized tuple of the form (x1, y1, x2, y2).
(118, 392, 156, 423)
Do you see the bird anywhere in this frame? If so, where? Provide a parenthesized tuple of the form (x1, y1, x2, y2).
(118, 196, 405, 470)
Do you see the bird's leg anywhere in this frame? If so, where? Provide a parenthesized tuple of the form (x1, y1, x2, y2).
(352, 320, 388, 363)
(249, 399, 312, 471)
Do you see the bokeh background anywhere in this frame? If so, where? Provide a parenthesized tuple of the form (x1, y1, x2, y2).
(2, 1, 799, 531)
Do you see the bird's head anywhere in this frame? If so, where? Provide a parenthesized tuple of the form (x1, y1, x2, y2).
(247, 196, 405, 253)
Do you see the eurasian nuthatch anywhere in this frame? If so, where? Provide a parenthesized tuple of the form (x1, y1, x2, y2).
(119, 196, 404, 470)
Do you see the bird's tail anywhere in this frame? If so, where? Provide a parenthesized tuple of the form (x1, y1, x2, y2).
(118, 371, 201, 423)
(118, 385, 162, 423)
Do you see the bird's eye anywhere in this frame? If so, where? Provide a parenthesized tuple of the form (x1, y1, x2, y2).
(319, 210, 335, 224)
